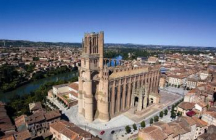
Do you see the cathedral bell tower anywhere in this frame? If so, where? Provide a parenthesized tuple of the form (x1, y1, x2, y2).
(78, 32, 104, 122)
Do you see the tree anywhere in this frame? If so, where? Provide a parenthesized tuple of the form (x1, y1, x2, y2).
(171, 105, 175, 111)
(6, 80, 69, 118)
(164, 109, 168, 116)
(133, 124, 137, 130)
(171, 112, 176, 119)
(177, 112, 182, 117)
(44, 137, 51, 140)
(150, 118, 154, 125)
(33, 57, 39, 61)
(159, 111, 164, 118)
(125, 125, 131, 133)
(150, 118, 154, 124)
(140, 121, 146, 128)
(154, 116, 159, 122)
(0, 64, 27, 91)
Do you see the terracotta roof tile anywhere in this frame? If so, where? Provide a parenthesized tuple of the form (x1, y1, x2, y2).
(168, 122, 187, 137)
(44, 110, 61, 121)
(29, 102, 43, 112)
(204, 111, 216, 118)
(0, 104, 15, 133)
(68, 82, 79, 91)
(179, 116, 196, 126)
(153, 121, 173, 136)
(140, 126, 167, 140)
(26, 112, 45, 124)
(50, 120, 92, 140)
(14, 130, 31, 140)
(192, 117, 208, 127)
(0, 135, 15, 140)
(178, 102, 195, 110)
(15, 115, 27, 128)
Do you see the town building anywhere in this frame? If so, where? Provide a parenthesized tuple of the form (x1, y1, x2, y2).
(50, 120, 99, 140)
(201, 111, 216, 126)
(159, 75, 166, 89)
(197, 125, 216, 140)
(13, 130, 31, 140)
(167, 74, 187, 87)
(15, 110, 61, 138)
(0, 102, 15, 137)
(29, 102, 43, 113)
(177, 102, 195, 116)
(158, 54, 166, 63)
(137, 116, 208, 140)
(48, 82, 79, 107)
(147, 56, 159, 64)
(1, 130, 31, 140)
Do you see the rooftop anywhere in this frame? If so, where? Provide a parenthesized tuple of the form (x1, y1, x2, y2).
(14, 130, 31, 140)
(178, 102, 195, 110)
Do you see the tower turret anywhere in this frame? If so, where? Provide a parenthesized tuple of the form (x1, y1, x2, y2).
(78, 31, 105, 122)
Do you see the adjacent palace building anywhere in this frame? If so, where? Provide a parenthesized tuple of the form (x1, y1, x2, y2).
(78, 32, 160, 122)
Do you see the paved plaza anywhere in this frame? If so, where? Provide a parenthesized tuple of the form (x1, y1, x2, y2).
(162, 86, 188, 96)
(47, 96, 133, 139)
(112, 110, 176, 140)
(124, 90, 182, 123)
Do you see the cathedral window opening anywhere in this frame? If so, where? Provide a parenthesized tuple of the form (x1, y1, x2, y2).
(114, 86, 118, 113)
(150, 98, 153, 104)
(125, 84, 128, 108)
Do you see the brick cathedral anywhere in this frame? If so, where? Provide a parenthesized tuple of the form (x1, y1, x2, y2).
(78, 32, 160, 122)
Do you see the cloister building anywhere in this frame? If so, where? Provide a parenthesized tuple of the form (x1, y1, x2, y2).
(78, 31, 160, 122)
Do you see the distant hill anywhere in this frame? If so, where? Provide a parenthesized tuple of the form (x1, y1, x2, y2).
(0, 39, 215, 50)
(0, 39, 82, 47)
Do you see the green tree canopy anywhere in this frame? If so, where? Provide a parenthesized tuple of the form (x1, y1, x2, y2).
(133, 124, 137, 130)
(159, 111, 164, 118)
(171, 112, 176, 119)
(140, 121, 146, 128)
(150, 118, 154, 125)
(154, 116, 159, 122)
(125, 125, 131, 133)
(164, 109, 168, 116)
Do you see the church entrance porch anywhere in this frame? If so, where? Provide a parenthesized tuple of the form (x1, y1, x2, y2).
(131, 85, 149, 113)
(134, 96, 139, 107)
(131, 95, 147, 113)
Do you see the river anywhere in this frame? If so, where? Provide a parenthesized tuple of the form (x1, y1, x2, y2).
(0, 71, 78, 102)
(0, 55, 122, 102)
(108, 55, 123, 66)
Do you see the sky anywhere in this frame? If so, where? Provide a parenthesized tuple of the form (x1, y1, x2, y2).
(0, 0, 216, 47)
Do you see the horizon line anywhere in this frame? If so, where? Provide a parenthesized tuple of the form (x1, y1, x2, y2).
(0, 38, 215, 48)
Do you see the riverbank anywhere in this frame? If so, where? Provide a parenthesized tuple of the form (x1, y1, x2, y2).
(0, 71, 78, 102)
(5, 78, 78, 118)
(0, 80, 30, 94)
(0, 65, 77, 93)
